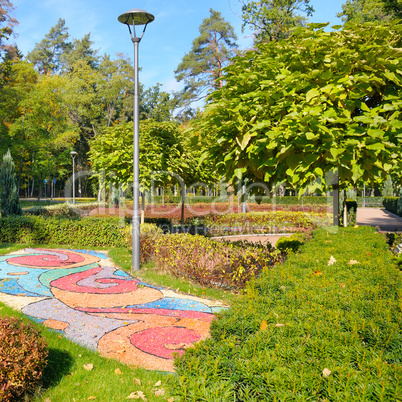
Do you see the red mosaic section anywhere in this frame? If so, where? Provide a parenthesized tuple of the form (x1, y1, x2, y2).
(130, 326, 201, 359)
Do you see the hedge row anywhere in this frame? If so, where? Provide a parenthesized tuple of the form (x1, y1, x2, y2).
(383, 196, 402, 216)
(172, 226, 401, 400)
(0, 215, 125, 247)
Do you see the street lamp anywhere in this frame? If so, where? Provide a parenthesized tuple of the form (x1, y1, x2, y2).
(118, 9, 155, 271)
(70, 151, 77, 204)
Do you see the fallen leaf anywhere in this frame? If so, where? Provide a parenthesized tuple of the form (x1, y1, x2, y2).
(322, 368, 332, 378)
(275, 323, 286, 327)
(354, 225, 359, 228)
(313, 270, 322, 276)
(136, 391, 147, 401)
(260, 320, 268, 331)
(154, 380, 161, 387)
(339, 283, 346, 288)
(83, 364, 93, 371)
(88, 397, 96, 400)
(44, 399, 51, 402)
(133, 378, 141, 385)
(115, 368, 122, 375)
(126, 393, 138, 400)
(154, 388, 165, 396)
(167, 398, 174, 402)
(348, 260, 359, 265)
(328, 255, 336, 266)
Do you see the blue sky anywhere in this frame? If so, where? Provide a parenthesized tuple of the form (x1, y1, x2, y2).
(11, 0, 345, 93)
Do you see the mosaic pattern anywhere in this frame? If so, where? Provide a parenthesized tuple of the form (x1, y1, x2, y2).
(0, 248, 227, 372)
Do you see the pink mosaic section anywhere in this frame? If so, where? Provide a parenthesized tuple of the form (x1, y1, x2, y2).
(0, 248, 227, 372)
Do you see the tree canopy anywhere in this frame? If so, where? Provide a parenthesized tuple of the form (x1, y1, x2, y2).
(337, 0, 400, 23)
(193, 21, 402, 194)
(241, 0, 314, 43)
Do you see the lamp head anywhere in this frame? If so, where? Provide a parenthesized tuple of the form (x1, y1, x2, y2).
(118, 9, 154, 41)
(118, 9, 154, 26)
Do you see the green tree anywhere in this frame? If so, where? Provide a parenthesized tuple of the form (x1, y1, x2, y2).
(60, 33, 99, 72)
(241, 0, 314, 43)
(0, 149, 21, 216)
(27, 18, 71, 74)
(194, 22, 402, 196)
(175, 8, 238, 103)
(88, 120, 185, 192)
(141, 83, 179, 122)
(338, 0, 399, 22)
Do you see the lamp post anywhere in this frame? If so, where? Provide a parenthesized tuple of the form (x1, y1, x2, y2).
(118, 9, 155, 271)
(70, 151, 77, 204)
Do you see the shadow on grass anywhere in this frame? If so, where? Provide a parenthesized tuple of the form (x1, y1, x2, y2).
(42, 348, 74, 389)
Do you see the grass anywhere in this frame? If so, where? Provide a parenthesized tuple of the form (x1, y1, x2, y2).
(0, 242, 234, 401)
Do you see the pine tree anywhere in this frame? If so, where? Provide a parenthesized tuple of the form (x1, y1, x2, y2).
(174, 8, 238, 104)
(0, 149, 22, 216)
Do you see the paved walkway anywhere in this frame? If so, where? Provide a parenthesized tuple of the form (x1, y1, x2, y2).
(356, 208, 402, 232)
(0, 248, 228, 373)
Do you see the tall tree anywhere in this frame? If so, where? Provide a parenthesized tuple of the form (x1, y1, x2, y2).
(0, 0, 18, 56)
(194, 22, 402, 196)
(175, 8, 238, 103)
(0, 149, 21, 216)
(241, 0, 314, 43)
(60, 33, 99, 72)
(338, 0, 399, 22)
(27, 18, 71, 74)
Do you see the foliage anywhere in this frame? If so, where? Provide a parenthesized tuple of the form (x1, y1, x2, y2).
(241, 0, 314, 43)
(0, 215, 125, 246)
(382, 175, 394, 197)
(89, 119, 187, 192)
(0, 316, 48, 401)
(152, 234, 281, 290)
(383, 196, 402, 216)
(24, 201, 106, 217)
(338, 0, 399, 23)
(27, 18, 71, 75)
(196, 21, 402, 196)
(175, 8, 238, 103)
(275, 233, 305, 252)
(172, 226, 401, 400)
(204, 211, 330, 235)
(0, 149, 21, 216)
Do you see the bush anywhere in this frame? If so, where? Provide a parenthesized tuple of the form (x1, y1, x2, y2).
(204, 211, 330, 236)
(172, 226, 401, 400)
(275, 233, 305, 253)
(153, 234, 282, 289)
(383, 196, 399, 215)
(0, 215, 125, 247)
(0, 317, 48, 401)
(125, 223, 163, 264)
(25, 202, 106, 218)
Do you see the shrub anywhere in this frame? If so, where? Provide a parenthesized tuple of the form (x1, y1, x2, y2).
(125, 223, 163, 263)
(25, 202, 106, 218)
(0, 215, 125, 247)
(0, 317, 48, 401)
(153, 234, 281, 289)
(275, 233, 305, 253)
(383, 196, 399, 215)
(172, 226, 401, 400)
(204, 211, 330, 236)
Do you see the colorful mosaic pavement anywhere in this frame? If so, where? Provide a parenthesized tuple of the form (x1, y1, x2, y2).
(0, 248, 227, 372)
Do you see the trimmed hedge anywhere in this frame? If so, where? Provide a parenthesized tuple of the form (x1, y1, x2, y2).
(383, 196, 402, 216)
(172, 226, 401, 400)
(0, 215, 125, 247)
